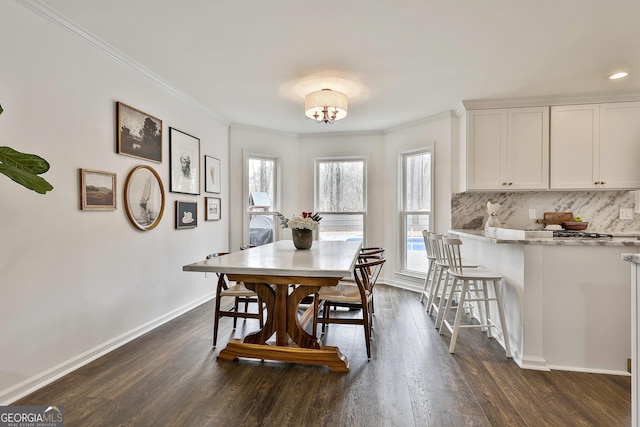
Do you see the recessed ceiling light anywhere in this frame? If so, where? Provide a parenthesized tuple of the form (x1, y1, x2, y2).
(609, 72, 629, 80)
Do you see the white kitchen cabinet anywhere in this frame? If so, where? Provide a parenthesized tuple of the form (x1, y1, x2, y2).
(600, 102, 640, 189)
(467, 107, 549, 190)
(550, 102, 640, 189)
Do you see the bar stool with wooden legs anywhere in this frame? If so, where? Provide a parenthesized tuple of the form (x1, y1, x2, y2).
(438, 237, 511, 357)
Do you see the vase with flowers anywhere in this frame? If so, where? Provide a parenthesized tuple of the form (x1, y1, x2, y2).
(276, 211, 322, 249)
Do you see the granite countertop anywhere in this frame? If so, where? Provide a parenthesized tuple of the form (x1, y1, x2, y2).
(449, 229, 640, 246)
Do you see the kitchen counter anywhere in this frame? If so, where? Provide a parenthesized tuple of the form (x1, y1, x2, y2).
(450, 228, 640, 246)
(446, 229, 636, 375)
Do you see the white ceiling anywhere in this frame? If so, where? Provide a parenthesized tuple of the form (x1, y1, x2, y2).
(33, 0, 640, 134)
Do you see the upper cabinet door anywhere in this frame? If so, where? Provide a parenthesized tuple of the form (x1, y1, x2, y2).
(467, 109, 508, 190)
(467, 107, 548, 191)
(550, 104, 599, 189)
(507, 107, 549, 190)
(599, 102, 640, 189)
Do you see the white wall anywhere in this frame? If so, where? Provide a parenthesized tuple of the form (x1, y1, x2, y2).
(0, 2, 226, 403)
(383, 113, 455, 288)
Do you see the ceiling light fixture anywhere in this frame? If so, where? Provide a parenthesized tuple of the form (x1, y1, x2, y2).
(609, 71, 629, 80)
(304, 89, 348, 124)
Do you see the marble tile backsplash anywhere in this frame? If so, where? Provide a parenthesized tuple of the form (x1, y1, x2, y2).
(451, 191, 640, 233)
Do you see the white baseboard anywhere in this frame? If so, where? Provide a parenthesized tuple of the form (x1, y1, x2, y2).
(519, 355, 551, 371)
(0, 292, 215, 405)
(546, 364, 631, 377)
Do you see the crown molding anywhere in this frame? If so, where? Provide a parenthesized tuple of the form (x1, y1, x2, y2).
(384, 110, 455, 134)
(298, 129, 384, 139)
(229, 122, 298, 138)
(461, 90, 640, 111)
(17, 0, 229, 125)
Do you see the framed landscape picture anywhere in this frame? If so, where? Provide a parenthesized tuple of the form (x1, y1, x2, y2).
(204, 155, 221, 194)
(79, 168, 116, 210)
(176, 200, 198, 229)
(205, 197, 221, 221)
(123, 165, 165, 231)
(170, 128, 200, 195)
(116, 102, 162, 163)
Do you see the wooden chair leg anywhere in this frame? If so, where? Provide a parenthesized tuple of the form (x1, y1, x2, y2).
(362, 300, 372, 360)
(213, 293, 223, 347)
(312, 295, 319, 338)
(232, 297, 239, 329)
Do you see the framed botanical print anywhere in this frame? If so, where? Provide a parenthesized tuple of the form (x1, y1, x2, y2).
(123, 165, 165, 231)
(204, 155, 221, 194)
(79, 168, 116, 210)
(169, 127, 200, 195)
(205, 197, 221, 221)
(116, 102, 162, 163)
(176, 200, 198, 229)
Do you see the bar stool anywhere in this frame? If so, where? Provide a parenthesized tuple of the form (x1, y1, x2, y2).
(426, 234, 448, 318)
(438, 237, 511, 357)
(429, 234, 479, 324)
(419, 230, 436, 304)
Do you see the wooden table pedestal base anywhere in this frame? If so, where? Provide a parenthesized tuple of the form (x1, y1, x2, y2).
(218, 340, 350, 372)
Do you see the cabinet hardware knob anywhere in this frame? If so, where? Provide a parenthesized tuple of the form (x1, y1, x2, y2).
(508, 182, 513, 186)
(502, 182, 508, 186)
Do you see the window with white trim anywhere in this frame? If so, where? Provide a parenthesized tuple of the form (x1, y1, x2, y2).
(401, 149, 433, 273)
(315, 157, 366, 242)
(246, 155, 278, 246)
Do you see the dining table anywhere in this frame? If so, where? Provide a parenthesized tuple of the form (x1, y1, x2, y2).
(183, 239, 362, 372)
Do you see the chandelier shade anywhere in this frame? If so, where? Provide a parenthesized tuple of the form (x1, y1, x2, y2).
(304, 89, 348, 123)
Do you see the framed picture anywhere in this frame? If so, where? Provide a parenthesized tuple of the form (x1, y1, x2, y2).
(123, 165, 165, 231)
(204, 155, 221, 194)
(176, 201, 198, 229)
(79, 168, 116, 210)
(116, 102, 162, 163)
(170, 127, 200, 195)
(205, 197, 221, 221)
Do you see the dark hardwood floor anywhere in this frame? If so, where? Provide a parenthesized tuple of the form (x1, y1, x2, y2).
(16, 285, 631, 426)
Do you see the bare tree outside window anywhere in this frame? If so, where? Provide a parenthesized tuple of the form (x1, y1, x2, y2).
(405, 153, 431, 211)
(248, 158, 274, 201)
(317, 159, 365, 241)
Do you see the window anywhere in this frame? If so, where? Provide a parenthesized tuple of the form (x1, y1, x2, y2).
(401, 149, 432, 274)
(246, 155, 278, 246)
(315, 158, 366, 242)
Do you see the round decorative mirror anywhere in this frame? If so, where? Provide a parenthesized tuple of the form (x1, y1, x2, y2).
(123, 165, 165, 231)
